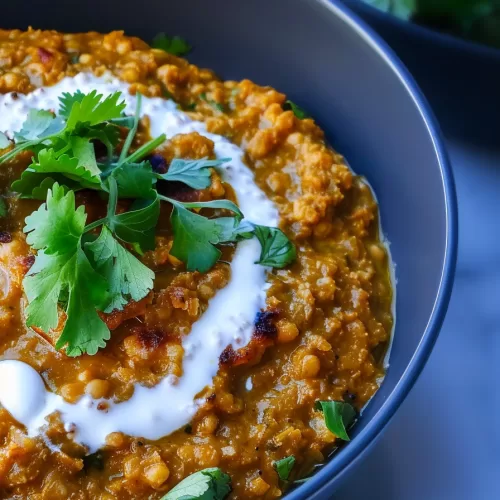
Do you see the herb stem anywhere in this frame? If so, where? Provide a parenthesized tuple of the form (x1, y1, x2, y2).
(118, 93, 142, 166)
(106, 176, 119, 219)
(83, 217, 107, 233)
(123, 134, 166, 164)
(0, 140, 37, 163)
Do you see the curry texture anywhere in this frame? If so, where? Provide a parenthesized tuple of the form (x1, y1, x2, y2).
(0, 29, 393, 499)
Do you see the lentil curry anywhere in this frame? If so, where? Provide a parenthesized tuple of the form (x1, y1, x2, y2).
(0, 29, 393, 499)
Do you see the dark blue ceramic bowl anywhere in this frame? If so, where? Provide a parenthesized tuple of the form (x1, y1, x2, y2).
(3, 0, 458, 497)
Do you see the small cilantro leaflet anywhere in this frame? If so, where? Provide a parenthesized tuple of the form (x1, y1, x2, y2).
(59, 90, 86, 118)
(65, 90, 126, 130)
(160, 467, 231, 500)
(24, 183, 86, 255)
(253, 225, 296, 268)
(86, 226, 154, 313)
(274, 456, 296, 481)
(283, 100, 309, 119)
(152, 33, 192, 56)
(315, 400, 357, 441)
(159, 157, 230, 189)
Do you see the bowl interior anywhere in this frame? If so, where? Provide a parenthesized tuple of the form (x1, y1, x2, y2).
(1, 0, 456, 497)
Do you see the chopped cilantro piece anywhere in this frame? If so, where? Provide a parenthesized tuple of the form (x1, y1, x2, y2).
(160, 467, 231, 500)
(283, 100, 309, 119)
(152, 33, 192, 56)
(315, 400, 357, 441)
(274, 456, 296, 481)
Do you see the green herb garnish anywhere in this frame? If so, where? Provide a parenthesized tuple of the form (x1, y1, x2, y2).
(23, 184, 111, 356)
(6, 89, 296, 356)
(152, 33, 192, 56)
(274, 456, 296, 481)
(200, 92, 225, 113)
(161, 468, 231, 500)
(315, 400, 357, 441)
(283, 100, 309, 120)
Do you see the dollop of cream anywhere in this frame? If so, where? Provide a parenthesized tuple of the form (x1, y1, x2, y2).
(0, 73, 278, 452)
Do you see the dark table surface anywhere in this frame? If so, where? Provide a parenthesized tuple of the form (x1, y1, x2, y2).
(335, 4, 500, 499)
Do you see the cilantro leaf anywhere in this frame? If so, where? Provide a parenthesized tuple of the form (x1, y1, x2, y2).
(161, 468, 231, 500)
(15, 109, 65, 141)
(24, 184, 86, 254)
(105, 175, 160, 251)
(86, 225, 154, 313)
(58, 90, 86, 119)
(23, 184, 111, 356)
(315, 400, 357, 441)
(11, 173, 79, 201)
(68, 136, 100, 176)
(159, 157, 230, 189)
(169, 202, 225, 272)
(253, 225, 296, 268)
(65, 90, 126, 131)
(166, 198, 244, 272)
(12, 148, 100, 199)
(0, 132, 10, 149)
(274, 456, 296, 481)
(283, 100, 309, 119)
(152, 33, 192, 56)
(109, 161, 157, 199)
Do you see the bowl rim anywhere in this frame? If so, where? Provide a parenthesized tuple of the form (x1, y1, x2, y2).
(286, 0, 458, 498)
(346, 0, 500, 60)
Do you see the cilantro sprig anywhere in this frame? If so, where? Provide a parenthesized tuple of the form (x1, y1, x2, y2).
(5, 89, 296, 356)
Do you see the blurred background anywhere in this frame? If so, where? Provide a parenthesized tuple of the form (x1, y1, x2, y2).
(335, 1, 500, 499)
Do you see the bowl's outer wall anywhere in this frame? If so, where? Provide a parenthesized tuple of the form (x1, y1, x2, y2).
(1, 1, 456, 498)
